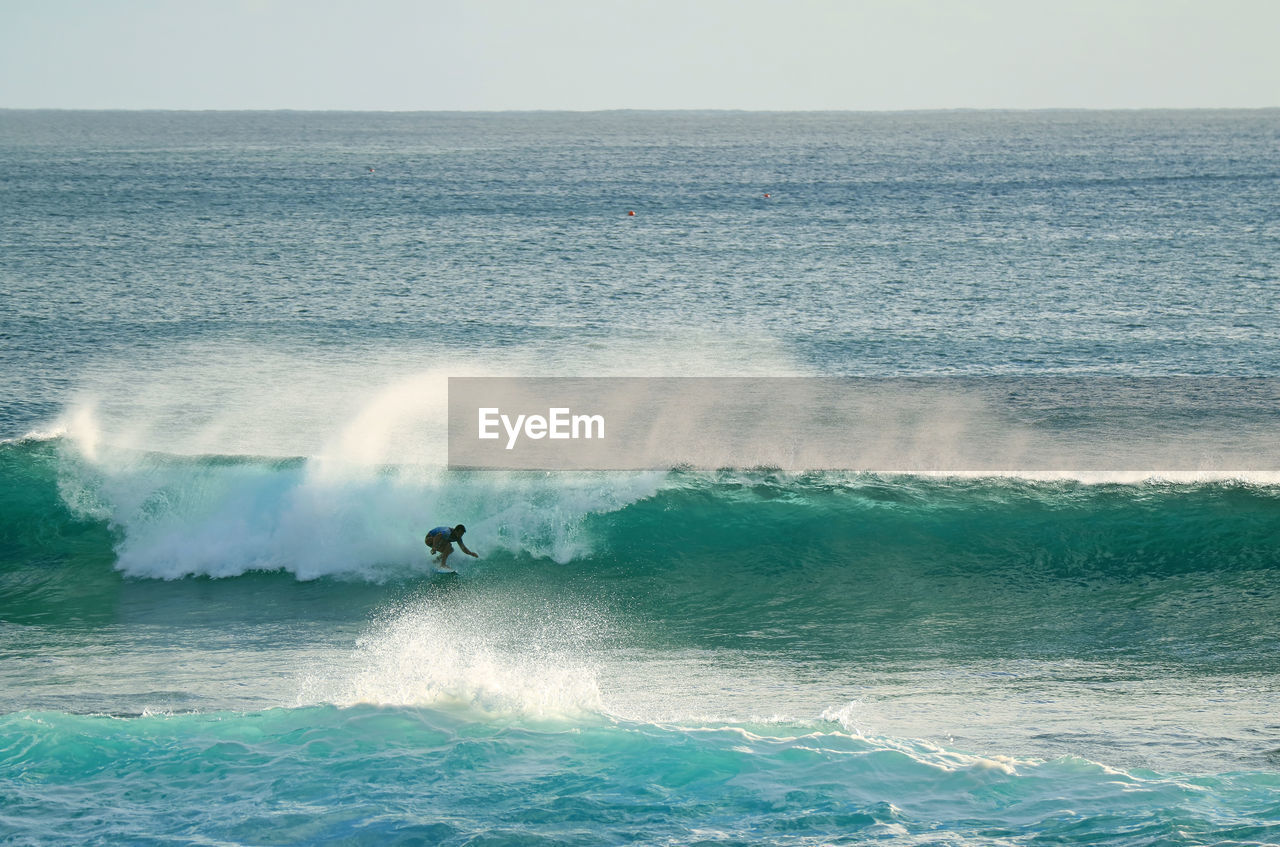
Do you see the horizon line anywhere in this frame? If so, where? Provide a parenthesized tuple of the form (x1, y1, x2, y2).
(3, 106, 1279, 115)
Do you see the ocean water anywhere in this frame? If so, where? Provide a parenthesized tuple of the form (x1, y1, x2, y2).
(2, 110, 1279, 845)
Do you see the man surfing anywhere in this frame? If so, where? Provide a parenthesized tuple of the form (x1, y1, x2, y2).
(425, 524, 479, 573)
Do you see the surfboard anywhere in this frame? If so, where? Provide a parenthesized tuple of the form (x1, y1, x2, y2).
(433, 566, 457, 575)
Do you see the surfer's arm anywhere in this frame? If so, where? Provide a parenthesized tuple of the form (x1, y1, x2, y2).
(458, 540, 479, 557)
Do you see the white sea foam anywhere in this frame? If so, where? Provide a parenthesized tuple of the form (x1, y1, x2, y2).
(306, 594, 610, 718)
(44, 357, 672, 579)
(54, 441, 663, 579)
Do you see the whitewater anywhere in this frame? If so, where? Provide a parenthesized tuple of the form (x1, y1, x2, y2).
(2, 110, 1279, 845)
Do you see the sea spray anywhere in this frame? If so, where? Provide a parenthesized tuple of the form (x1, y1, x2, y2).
(32, 437, 665, 579)
(310, 590, 613, 717)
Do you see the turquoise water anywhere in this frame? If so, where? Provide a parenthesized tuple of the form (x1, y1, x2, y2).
(2, 111, 1279, 845)
(7, 705, 1278, 846)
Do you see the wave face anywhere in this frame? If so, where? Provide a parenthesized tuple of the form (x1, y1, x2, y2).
(5, 437, 1279, 670)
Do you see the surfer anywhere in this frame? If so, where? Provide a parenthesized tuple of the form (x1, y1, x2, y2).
(425, 524, 479, 572)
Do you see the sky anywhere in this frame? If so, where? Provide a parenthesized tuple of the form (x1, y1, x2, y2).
(2, 0, 1278, 111)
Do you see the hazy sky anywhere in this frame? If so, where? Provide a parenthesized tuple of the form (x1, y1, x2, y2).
(3, 0, 1278, 110)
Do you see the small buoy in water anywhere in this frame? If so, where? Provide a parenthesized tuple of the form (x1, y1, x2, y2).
(368, 167, 375, 173)
(627, 210, 636, 216)
(763, 193, 771, 198)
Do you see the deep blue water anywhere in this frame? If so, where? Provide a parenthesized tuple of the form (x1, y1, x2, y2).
(1, 110, 1279, 845)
